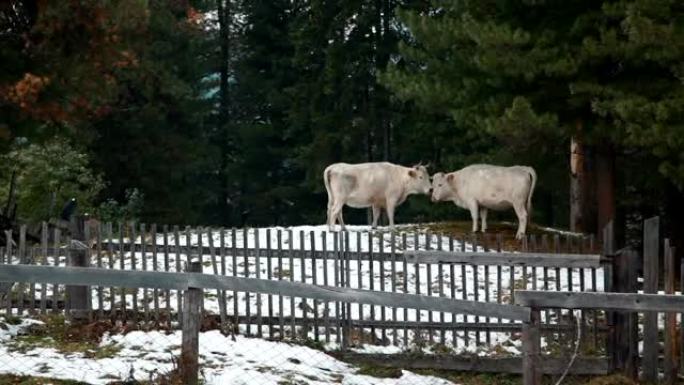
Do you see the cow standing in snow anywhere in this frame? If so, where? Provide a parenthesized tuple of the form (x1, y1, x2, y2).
(323, 162, 432, 230)
(430, 164, 537, 239)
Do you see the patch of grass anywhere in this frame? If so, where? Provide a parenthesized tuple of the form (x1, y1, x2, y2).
(84, 342, 122, 359)
(356, 364, 402, 378)
(422, 221, 588, 252)
(3, 315, 23, 325)
(5, 314, 122, 358)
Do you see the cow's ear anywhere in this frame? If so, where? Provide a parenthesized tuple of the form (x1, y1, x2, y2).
(408, 170, 417, 178)
(446, 174, 454, 183)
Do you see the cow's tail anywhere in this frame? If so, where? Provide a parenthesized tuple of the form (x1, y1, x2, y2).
(526, 167, 537, 214)
(323, 166, 334, 209)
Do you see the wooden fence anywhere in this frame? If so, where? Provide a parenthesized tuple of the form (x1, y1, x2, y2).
(1, 215, 678, 381)
(517, 220, 683, 385)
(0, 218, 607, 357)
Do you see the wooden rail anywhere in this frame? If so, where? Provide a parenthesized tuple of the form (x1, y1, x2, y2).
(404, 250, 606, 268)
(0, 264, 531, 321)
(515, 291, 684, 312)
(96, 242, 606, 266)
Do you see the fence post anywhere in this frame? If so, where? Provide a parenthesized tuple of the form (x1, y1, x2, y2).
(66, 215, 91, 323)
(664, 240, 678, 384)
(522, 307, 541, 385)
(602, 221, 616, 371)
(612, 249, 639, 379)
(642, 216, 660, 382)
(181, 261, 202, 385)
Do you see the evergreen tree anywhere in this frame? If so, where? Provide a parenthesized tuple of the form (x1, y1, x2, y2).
(383, 0, 684, 230)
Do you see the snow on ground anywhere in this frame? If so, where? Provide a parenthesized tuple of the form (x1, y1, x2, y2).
(0, 316, 456, 385)
(5, 224, 607, 356)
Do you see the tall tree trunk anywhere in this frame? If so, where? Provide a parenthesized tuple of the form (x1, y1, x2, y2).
(381, 0, 391, 162)
(570, 120, 586, 232)
(217, 0, 231, 222)
(596, 142, 616, 234)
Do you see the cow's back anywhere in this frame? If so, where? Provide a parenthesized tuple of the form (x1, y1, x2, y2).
(457, 164, 533, 208)
(328, 162, 403, 207)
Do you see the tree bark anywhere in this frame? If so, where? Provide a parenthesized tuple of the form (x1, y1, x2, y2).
(596, 142, 616, 233)
(570, 121, 586, 232)
(217, 0, 231, 221)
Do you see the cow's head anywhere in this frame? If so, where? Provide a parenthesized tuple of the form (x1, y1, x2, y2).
(407, 165, 431, 195)
(431, 172, 455, 202)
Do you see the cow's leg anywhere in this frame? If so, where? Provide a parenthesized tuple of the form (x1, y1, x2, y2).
(480, 208, 488, 233)
(513, 203, 528, 240)
(330, 202, 345, 231)
(327, 201, 335, 230)
(386, 202, 396, 230)
(371, 205, 381, 229)
(468, 203, 479, 233)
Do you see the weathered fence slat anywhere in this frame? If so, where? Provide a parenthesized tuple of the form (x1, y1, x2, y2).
(40, 222, 48, 314)
(3, 230, 11, 315)
(277, 229, 285, 340)
(642, 216, 660, 383)
(484, 234, 491, 345)
(664, 240, 678, 384)
(437, 233, 445, 345)
(309, 230, 318, 341)
(461, 234, 469, 346)
(243, 228, 251, 336)
(522, 308, 541, 385)
(289, 229, 296, 340)
(219, 229, 227, 334)
(391, 231, 398, 346)
(107, 223, 115, 319)
(402, 232, 409, 348)
(163, 226, 171, 321)
(425, 232, 434, 343)
(95, 221, 104, 318)
(181, 261, 201, 385)
(118, 224, 126, 320)
(151, 224, 160, 324)
(267, 229, 274, 338)
(209, 227, 227, 334)
(18, 225, 26, 315)
(28, 247, 35, 314)
(255, 229, 263, 338)
(140, 224, 150, 325)
(449, 235, 457, 348)
(231, 228, 238, 332)
(321, 231, 329, 343)
(129, 223, 139, 318)
(175, 227, 183, 326)
(472, 233, 481, 346)
(298, 230, 306, 340)
(380, 231, 388, 344)
(343, 231, 352, 349)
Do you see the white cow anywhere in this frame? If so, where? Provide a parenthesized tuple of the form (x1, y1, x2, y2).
(431, 164, 537, 239)
(323, 162, 432, 230)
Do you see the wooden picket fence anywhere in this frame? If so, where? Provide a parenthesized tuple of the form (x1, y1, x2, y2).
(2, 216, 681, 380)
(0, 218, 614, 374)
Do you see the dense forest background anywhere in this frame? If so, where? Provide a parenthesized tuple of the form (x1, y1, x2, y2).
(1, 0, 684, 247)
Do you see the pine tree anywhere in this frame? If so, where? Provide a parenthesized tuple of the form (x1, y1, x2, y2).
(383, 0, 684, 230)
